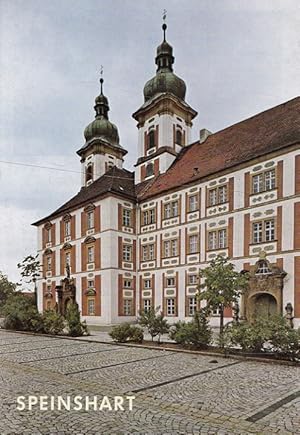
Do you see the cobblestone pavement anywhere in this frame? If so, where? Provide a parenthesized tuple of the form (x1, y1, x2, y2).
(0, 331, 299, 434)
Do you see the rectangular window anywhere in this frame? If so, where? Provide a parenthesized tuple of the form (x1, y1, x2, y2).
(188, 195, 198, 212)
(122, 209, 131, 227)
(47, 228, 51, 243)
(163, 240, 171, 258)
(122, 245, 132, 262)
(166, 277, 175, 287)
(143, 299, 151, 312)
(208, 231, 217, 250)
(149, 244, 154, 260)
(166, 298, 175, 316)
(123, 299, 133, 316)
(87, 211, 94, 229)
(188, 274, 197, 285)
(149, 209, 155, 224)
(47, 256, 52, 271)
(253, 220, 275, 243)
(209, 189, 218, 206)
(143, 211, 149, 226)
(123, 280, 132, 288)
(189, 235, 198, 254)
(87, 298, 95, 315)
(265, 169, 276, 191)
(265, 219, 275, 242)
(65, 220, 71, 237)
(144, 279, 151, 289)
(219, 185, 227, 204)
(164, 201, 179, 219)
(208, 185, 228, 206)
(218, 229, 227, 249)
(88, 279, 94, 288)
(171, 239, 178, 257)
(188, 297, 197, 316)
(253, 222, 263, 243)
(87, 246, 94, 263)
(208, 229, 227, 250)
(252, 169, 276, 194)
(142, 245, 148, 262)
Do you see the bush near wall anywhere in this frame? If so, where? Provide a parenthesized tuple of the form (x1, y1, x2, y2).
(109, 323, 144, 343)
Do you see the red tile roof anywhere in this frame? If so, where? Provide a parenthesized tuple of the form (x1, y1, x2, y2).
(139, 97, 300, 200)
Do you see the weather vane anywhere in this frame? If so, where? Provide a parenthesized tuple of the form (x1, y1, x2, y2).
(99, 65, 104, 92)
(163, 9, 167, 22)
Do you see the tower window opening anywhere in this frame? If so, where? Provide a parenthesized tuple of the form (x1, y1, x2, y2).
(176, 129, 182, 145)
(148, 130, 156, 150)
(146, 163, 154, 178)
(86, 165, 93, 183)
(256, 259, 272, 275)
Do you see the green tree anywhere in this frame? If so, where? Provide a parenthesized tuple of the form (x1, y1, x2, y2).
(198, 255, 249, 343)
(0, 272, 18, 314)
(2, 292, 43, 332)
(17, 254, 42, 306)
(138, 306, 169, 343)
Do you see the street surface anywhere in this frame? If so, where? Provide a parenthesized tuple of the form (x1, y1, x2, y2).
(0, 330, 299, 434)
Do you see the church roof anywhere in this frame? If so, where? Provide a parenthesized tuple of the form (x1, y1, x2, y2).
(139, 96, 300, 200)
(33, 166, 136, 226)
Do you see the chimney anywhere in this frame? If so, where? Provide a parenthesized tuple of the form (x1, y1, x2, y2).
(199, 128, 212, 143)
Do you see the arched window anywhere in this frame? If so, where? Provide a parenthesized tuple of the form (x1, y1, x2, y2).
(256, 259, 272, 275)
(176, 129, 182, 145)
(148, 130, 156, 150)
(146, 163, 154, 178)
(86, 165, 93, 183)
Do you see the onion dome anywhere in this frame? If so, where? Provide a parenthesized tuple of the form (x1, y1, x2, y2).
(84, 78, 120, 146)
(143, 23, 186, 102)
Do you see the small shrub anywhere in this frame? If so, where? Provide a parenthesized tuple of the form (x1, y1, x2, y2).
(138, 306, 169, 343)
(169, 320, 186, 341)
(110, 323, 132, 342)
(171, 311, 212, 349)
(65, 303, 89, 337)
(129, 326, 144, 343)
(109, 323, 144, 343)
(42, 309, 65, 335)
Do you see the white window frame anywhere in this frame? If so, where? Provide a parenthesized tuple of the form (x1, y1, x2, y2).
(87, 298, 95, 315)
(123, 299, 133, 316)
(219, 185, 227, 204)
(47, 228, 51, 243)
(188, 297, 197, 316)
(208, 231, 217, 250)
(87, 246, 94, 263)
(188, 195, 198, 212)
(88, 279, 94, 289)
(122, 209, 131, 227)
(65, 220, 71, 237)
(265, 219, 275, 242)
(65, 252, 71, 266)
(122, 245, 132, 262)
(144, 279, 151, 289)
(87, 211, 94, 230)
(188, 274, 197, 285)
(218, 229, 227, 249)
(166, 277, 175, 287)
(189, 235, 198, 254)
(47, 256, 52, 271)
(166, 298, 175, 316)
(143, 299, 151, 312)
(123, 280, 132, 288)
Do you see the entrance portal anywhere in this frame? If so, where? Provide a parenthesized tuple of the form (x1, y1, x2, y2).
(253, 293, 277, 318)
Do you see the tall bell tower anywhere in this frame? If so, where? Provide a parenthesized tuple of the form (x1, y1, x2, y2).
(77, 75, 127, 187)
(133, 21, 197, 184)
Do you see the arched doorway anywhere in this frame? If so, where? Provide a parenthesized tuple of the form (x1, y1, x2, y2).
(252, 293, 277, 318)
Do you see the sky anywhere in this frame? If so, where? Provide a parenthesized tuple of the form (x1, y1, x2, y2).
(0, 0, 299, 286)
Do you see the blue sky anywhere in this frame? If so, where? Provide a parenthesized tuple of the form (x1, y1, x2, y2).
(0, 0, 299, 285)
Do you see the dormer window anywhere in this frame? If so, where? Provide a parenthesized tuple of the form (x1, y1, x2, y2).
(86, 165, 93, 183)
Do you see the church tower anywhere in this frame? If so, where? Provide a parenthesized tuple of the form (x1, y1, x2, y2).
(133, 22, 197, 184)
(77, 77, 127, 187)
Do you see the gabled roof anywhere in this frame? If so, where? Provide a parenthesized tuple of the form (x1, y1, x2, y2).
(139, 97, 300, 200)
(33, 166, 136, 226)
